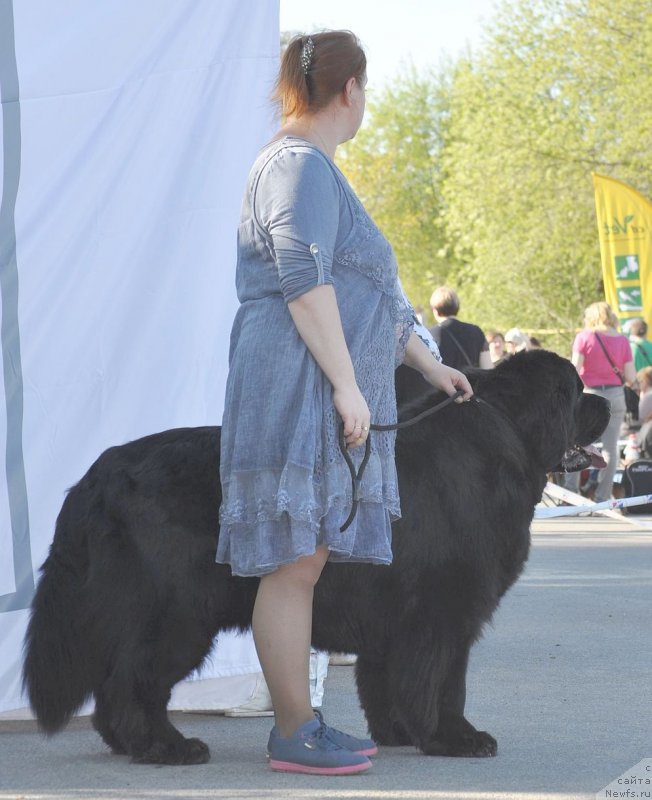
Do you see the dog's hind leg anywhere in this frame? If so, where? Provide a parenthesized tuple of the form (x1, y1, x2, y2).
(93, 665, 210, 765)
(129, 696, 210, 766)
(93, 688, 127, 754)
(91, 616, 216, 765)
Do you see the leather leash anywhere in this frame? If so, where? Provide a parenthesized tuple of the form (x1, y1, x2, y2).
(338, 389, 472, 531)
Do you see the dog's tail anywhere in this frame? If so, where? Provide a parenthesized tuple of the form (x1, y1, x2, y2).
(22, 485, 94, 733)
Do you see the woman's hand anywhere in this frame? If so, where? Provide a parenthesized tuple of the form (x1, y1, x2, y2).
(422, 360, 474, 401)
(402, 331, 473, 401)
(333, 384, 370, 449)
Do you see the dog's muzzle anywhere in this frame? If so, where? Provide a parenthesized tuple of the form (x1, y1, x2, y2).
(558, 443, 607, 473)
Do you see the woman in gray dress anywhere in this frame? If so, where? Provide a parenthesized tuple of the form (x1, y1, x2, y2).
(217, 30, 473, 775)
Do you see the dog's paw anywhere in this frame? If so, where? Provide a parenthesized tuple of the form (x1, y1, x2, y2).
(131, 737, 210, 765)
(180, 737, 211, 764)
(422, 730, 497, 758)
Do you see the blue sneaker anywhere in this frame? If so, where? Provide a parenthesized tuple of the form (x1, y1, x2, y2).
(313, 709, 378, 756)
(267, 710, 378, 758)
(267, 718, 372, 775)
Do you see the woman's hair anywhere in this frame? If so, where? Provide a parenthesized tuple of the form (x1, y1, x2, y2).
(430, 286, 460, 317)
(273, 30, 366, 118)
(583, 301, 619, 331)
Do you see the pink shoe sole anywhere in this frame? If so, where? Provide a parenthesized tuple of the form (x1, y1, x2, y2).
(266, 745, 377, 758)
(269, 758, 372, 775)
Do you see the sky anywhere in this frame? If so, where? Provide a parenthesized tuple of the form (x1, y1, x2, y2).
(280, 0, 500, 89)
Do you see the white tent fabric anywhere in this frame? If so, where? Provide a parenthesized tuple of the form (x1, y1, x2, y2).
(0, 0, 278, 713)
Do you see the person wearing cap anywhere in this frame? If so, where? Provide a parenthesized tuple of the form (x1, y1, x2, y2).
(504, 328, 531, 354)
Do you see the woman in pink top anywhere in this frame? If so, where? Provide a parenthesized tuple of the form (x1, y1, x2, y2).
(567, 302, 636, 501)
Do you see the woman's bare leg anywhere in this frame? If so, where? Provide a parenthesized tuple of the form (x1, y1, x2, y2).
(252, 546, 330, 737)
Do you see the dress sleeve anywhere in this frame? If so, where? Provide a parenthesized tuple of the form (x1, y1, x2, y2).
(255, 147, 340, 303)
(395, 280, 416, 366)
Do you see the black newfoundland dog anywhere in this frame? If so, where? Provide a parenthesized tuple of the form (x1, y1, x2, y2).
(23, 350, 608, 765)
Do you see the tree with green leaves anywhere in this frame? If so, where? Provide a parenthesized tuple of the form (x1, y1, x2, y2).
(441, 0, 652, 350)
(338, 69, 458, 322)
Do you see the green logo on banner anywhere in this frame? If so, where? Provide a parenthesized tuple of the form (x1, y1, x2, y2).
(616, 286, 643, 311)
(603, 215, 646, 236)
(614, 254, 640, 280)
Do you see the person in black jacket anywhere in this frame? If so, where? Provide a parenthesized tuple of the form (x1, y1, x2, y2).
(429, 286, 493, 370)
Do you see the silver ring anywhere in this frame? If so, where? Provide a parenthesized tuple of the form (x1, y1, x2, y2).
(362, 425, 369, 432)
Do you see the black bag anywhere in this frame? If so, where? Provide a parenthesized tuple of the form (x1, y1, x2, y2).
(624, 385, 640, 418)
(622, 459, 652, 514)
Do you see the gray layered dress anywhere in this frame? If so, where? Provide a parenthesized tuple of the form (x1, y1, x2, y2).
(217, 137, 413, 577)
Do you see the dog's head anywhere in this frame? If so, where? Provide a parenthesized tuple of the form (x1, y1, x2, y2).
(470, 350, 610, 473)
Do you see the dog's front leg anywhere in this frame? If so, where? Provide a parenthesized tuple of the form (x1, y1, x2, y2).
(422, 639, 497, 758)
(355, 655, 412, 746)
(379, 616, 448, 751)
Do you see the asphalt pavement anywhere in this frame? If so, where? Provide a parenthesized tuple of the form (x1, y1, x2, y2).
(1, 516, 651, 800)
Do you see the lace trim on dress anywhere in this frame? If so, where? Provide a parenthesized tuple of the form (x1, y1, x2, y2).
(217, 500, 394, 577)
(219, 450, 401, 528)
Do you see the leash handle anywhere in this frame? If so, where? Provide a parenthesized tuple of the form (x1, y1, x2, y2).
(371, 389, 465, 431)
(338, 428, 372, 532)
(338, 388, 467, 531)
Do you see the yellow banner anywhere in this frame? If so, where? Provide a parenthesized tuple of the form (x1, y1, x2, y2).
(593, 173, 652, 330)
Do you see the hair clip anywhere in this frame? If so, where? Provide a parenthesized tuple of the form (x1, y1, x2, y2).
(300, 36, 314, 76)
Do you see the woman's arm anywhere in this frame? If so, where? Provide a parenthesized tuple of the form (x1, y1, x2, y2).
(402, 332, 473, 399)
(288, 284, 369, 448)
(623, 360, 637, 385)
(479, 350, 494, 370)
(571, 351, 584, 372)
(620, 334, 637, 385)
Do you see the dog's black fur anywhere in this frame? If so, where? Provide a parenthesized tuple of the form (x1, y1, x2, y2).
(23, 350, 609, 765)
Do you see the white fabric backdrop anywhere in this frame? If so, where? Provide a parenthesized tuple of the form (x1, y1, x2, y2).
(0, 0, 278, 713)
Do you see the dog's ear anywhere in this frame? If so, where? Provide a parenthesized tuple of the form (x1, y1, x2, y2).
(576, 392, 611, 446)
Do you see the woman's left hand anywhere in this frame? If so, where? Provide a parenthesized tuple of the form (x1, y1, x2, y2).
(423, 361, 473, 401)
